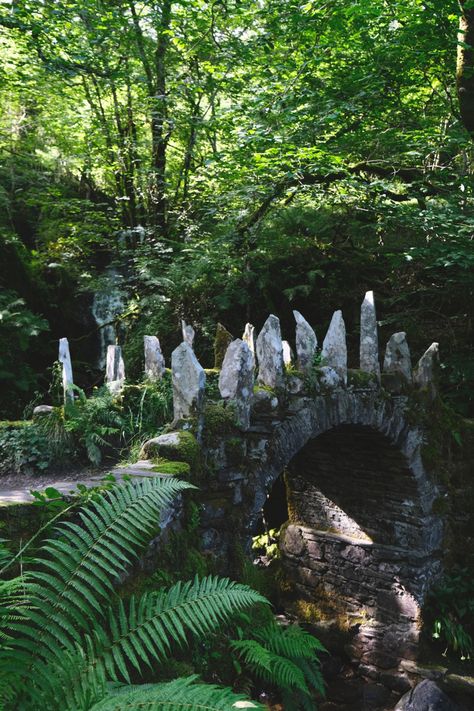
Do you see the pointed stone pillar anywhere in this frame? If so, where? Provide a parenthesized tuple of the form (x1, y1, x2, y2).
(256, 315, 284, 388)
(144, 335, 165, 381)
(58, 337, 74, 404)
(293, 310, 317, 373)
(181, 320, 195, 348)
(106, 345, 125, 393)
(360, 290, 380, 382)
(219, 339, 254, 430)
(321, 310, 347, 384)
(171, 342, 206, 421)
(243, 323, 256, 366)
(414, 342, 439, 398)
(383, 332, 412, 386)
(214, 323, 233, 369)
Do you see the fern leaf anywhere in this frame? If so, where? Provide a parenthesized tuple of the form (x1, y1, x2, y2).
(88, 675, 264, 710)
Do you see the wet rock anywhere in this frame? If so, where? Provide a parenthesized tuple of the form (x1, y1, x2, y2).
(395, 679, 461, 710)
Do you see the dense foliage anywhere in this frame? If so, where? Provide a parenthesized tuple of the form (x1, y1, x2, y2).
(0, 0, 473, 415)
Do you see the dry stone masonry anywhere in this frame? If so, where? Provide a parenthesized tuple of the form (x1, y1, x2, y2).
(54, 291, 449, 704)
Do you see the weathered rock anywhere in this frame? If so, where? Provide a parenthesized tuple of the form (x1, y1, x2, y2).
(59, 337, 74, 403)
(256, 314, 284, 388)
(243, 323, 256, 365)
(293, 310, 318, 373)
(360, 291, 380, 382)
(106, 345, 125, 393)
(144, 335, 165, 380)
(282, 340, 294, 368)
(414, 342, 439, 396)
(171, 342, 206, 420)
(318, 365, 344, 390)
(181, 320, 195, 347)
(321, 310, 347, 384)
(214, 323, 233, 369)
(219, 339, 254, 430)
(383, 332, 412, 384)
(139, 430, 200, 466)
(395, 679, 460, 711)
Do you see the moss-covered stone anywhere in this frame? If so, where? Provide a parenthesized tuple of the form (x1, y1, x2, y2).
(151, 459, 191, 477)
(213, 323, 233, 369)
(347, 369, 378, 388)
(224, 437, 246, 465)
(202, 401, 236, 447)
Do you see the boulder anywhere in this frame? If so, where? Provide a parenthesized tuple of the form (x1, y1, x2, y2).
(293, 310, 318, 373)
(395, 679, 461, 711)
(321, 310, 347, 384)
(171, 342, 206, 420)
(144, 335, 165, 380)
(359, 290, 380, 381)
(33, 405, 54, 418)
(256, 314, 284, 388)
(219, 339, 254, 430)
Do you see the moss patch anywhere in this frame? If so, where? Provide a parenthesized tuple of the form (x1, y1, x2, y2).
(151, 459, 191, 477)
(347, 369, 377, 388)
(202, 402, 236, 446)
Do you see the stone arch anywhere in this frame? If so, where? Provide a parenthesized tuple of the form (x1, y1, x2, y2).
(246, 391, 443, 679)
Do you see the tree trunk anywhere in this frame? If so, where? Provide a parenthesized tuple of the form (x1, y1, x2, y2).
(457, 1, 474, 137)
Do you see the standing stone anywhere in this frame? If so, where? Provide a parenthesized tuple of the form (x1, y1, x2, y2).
(214, 323, 233, 369)
(360, 290, 380, 381)
(256, 315, 284, 388)
(293, 310, 317, 373)
(171, 342, 206, 421)
(383, 332, 412, 383)
(181, 320, 195, 348)
(144, 335, 165, 381)
(242, 323, 256, 365)
(106, 345, 125, 393)
(58, 337, 74, 403)
(282, 340, 293, 368)
(321, 310, 347, 384)
(219, 339, 254, 430)
(414, 342, 439, 395)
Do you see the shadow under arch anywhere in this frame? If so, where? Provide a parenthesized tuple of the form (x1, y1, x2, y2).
(247, 392, 443, 674)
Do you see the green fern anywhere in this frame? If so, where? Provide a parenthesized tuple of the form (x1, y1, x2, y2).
(0, 478, 268, 711)
(88, 675, 263, 710)
(232, 622, 326, 710)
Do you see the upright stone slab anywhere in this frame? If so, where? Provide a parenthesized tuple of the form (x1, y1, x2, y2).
(58, 337, 74, 403)
(181, 320, 195, 348)
(242, 323, 256, 365)
(321, 310, 347, 384)
(282, 340, 293, 368)
(214, 323, 233, 369)
(256, 315, 284, 388)
(293, 310, 317, 373)
(414, 342, 439, 397)
(383, 332, 412, 383)
(171, 342, 206, 420)
(106, 345, 125, 393)
(359, 290, 380, 381)
(219, 339, 254, 430)
(144, 335, 165, 381)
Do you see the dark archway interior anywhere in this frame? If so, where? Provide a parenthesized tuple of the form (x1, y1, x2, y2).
(286, 424, 421, 546)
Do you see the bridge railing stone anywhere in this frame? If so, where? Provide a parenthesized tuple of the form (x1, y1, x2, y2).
(144, 335, 165, 381)
(171, 341, 206, 422)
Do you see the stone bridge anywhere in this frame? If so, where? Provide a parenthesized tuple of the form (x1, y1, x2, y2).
(138, 292, 445, 693)
(53, 291, 446, 694)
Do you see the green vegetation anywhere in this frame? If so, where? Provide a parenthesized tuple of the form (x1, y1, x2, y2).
(425, 568, 474, 661)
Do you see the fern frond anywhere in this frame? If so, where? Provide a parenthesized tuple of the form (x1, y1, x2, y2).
(231, 638, 309, 693)
(1, 478, 193, 707)
(255, 623, 327, 659)
(88, 675, 264, 710)
(58, 576, 267, 708)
